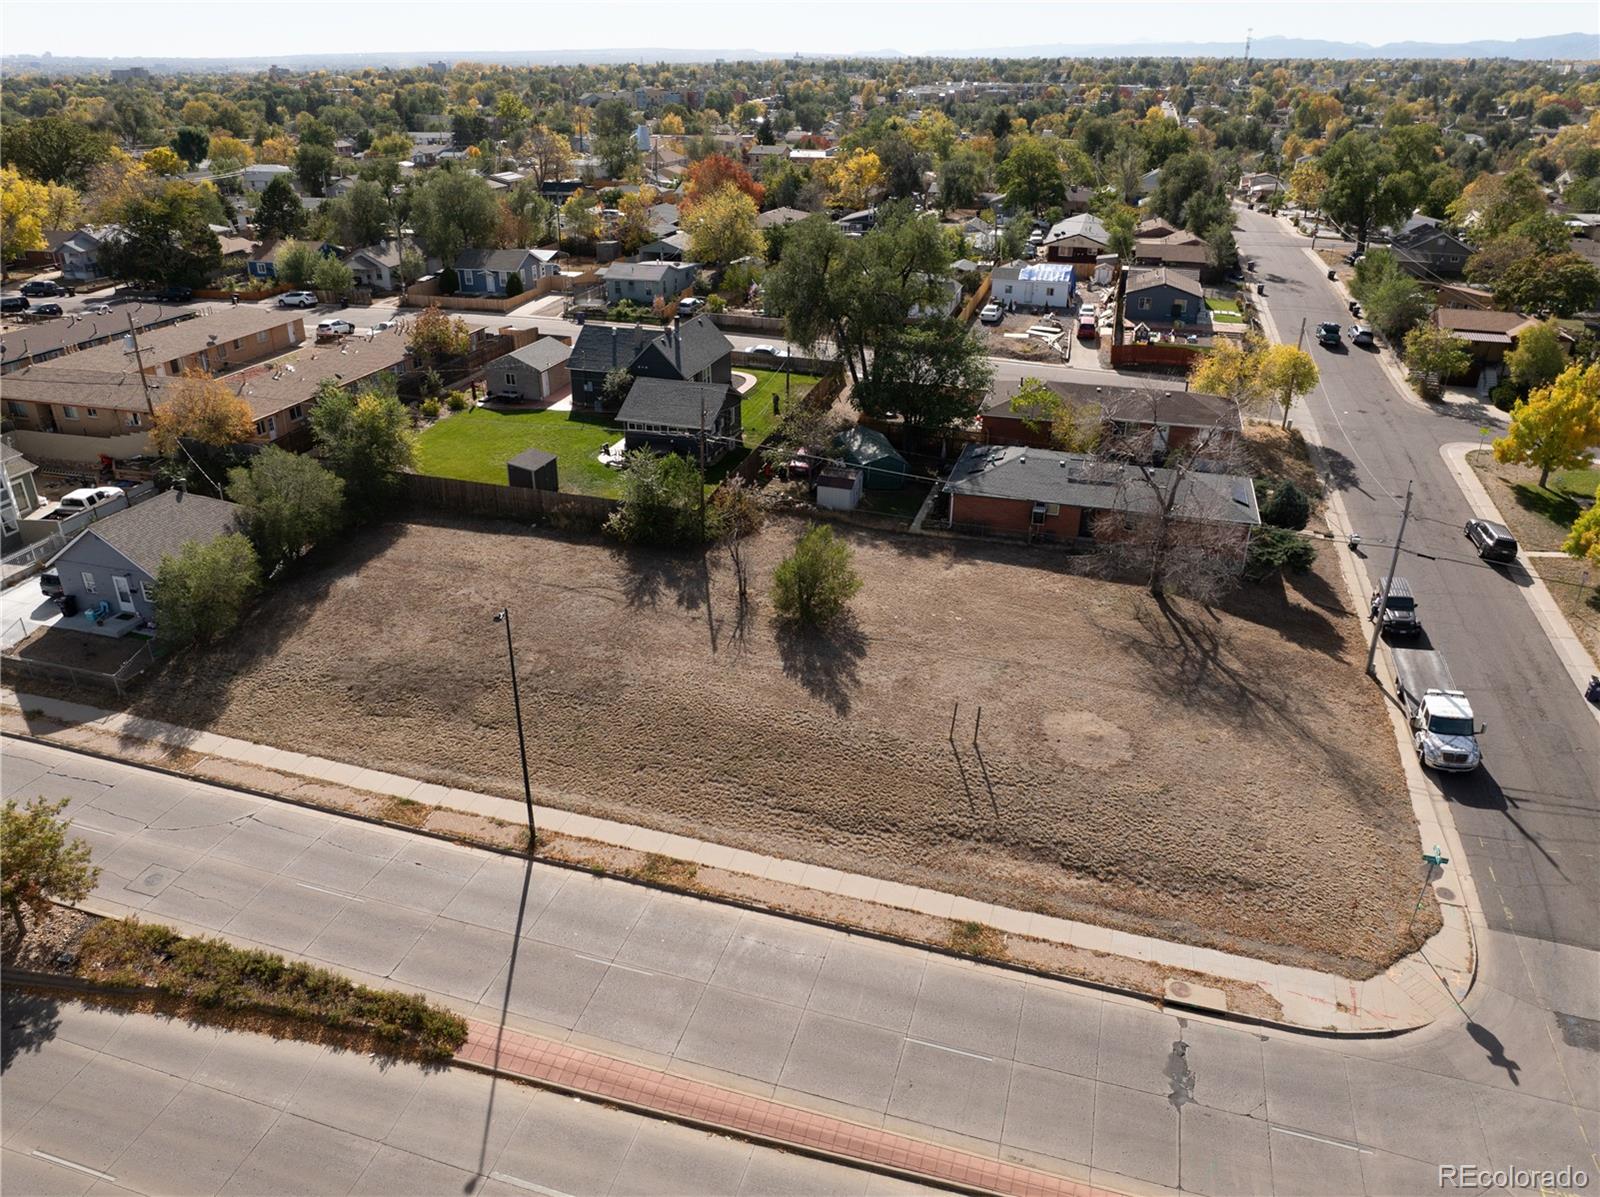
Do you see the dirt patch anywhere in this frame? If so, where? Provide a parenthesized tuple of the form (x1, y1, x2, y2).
(115, 514, 1426, 977)
(1242, 421, 1325, 500)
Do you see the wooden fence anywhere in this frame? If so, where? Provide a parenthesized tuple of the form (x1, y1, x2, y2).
(710, 311, 786, 334)
(403, 268, 600, 314)
(1109, 343, 1202, 371)
(402, 473, 617, 528)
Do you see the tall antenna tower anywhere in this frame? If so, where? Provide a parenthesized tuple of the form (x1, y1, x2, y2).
(1244, 27, 1252, 76)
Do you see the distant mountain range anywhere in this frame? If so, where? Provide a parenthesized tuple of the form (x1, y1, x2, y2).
(3, 32, 1596, 74)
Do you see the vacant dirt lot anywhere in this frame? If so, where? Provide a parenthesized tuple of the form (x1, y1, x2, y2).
(135, 516, 1427, 977)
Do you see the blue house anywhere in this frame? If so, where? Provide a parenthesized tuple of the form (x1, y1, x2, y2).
(1122, 267, 1205, 328)
(452, 248, 560, 297)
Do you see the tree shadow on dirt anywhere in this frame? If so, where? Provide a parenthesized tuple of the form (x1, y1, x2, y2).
(611, 545, 708, 614)
(773, 612, 866, 715)
(1213, 570, 1349, 660)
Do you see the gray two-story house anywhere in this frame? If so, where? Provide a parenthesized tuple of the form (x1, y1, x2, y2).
(45, 489, 241, 637)
(567, 315, 732, 411)
(617, 378, 742, 462)
(1390, 217, 1476, 281)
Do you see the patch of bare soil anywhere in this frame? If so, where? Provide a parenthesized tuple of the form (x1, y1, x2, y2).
(130, 515, 1427, 978)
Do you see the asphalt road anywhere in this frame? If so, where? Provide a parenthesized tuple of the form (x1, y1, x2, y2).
(2, 994, 906, 1197)
(4, 739, 1595, 1195)
(1234, 208, 1600, 954)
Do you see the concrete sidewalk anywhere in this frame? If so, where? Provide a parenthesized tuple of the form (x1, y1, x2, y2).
(3, 687, 1471, 1035)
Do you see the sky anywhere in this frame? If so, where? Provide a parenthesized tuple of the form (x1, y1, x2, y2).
(3, 0, 1596, 59)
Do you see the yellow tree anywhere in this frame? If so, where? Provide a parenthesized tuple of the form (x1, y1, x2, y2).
(256, 134, 296, 165)
(149, 371, 256, 457)
(1188, 338, 1265, 408)
(141, 146, 184, 176)
(1255, 344, 1321, 429)
(208, 134, 255, 167)
(1, 168, 51, 262)
(560, 189, 600, 243)
(682, 184, 763, 266)
(1562, 485, 1600, 564)
(1494, 363, 1600, 488)
(825, 149, 884, 211)
(658, 112, 685, 137)
(83, 149, 150, 220)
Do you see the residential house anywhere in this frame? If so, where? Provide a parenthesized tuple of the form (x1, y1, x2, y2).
(1123, 268, 1205, 327)
(248, 239, 338, 282)
(1238, 172, 1284, 202)
(1428, 308, 1548, 384)
(989, 262, 1077, 311)
(345, 241, 413, 292)
(1133, 232, 1210, 275)
(617, 377, 742, 461)
(1135, 217, 1183, 239)
(225, 330, 412, 449)
(56, 226, 117, 285)
(326, 175, 360, 197)
(600, 260, 699, 305)
(942, 443, 1259, 545)
(1, 442, 42, 542)
(2, 305, 195, 374)
(241, 164, 294, 193)
(1061, 185, 1096, 215)
(836, 209, 876, 236)
(485, 338, 572, 403)
(568, 315, 732, 410)
(452, 248, 560, 297)
(1391, 221, 1476, 280)
(1041, 214, 1111, 265)
(1433, 283, 1496, 311)
(45, 489, 242, 637)
(647, 203, 682, 239)
(639, 231, 691, 262)
(981, 381, 1242, 462)
(755, 207, 811, 232)
(63, 308, 307, 380)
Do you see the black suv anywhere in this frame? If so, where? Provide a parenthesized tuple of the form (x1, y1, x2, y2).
(1465, 518, 1519, 564)
(20, 279, 71, 297)
(1316, 321, 1342, 347)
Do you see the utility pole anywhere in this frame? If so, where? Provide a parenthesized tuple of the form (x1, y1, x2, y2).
(1294, 316, 1307, 352)
(1365, 481, 1414, 677)
(697, 386, 708, 539)
(125, 311, 156, 420)
(493, 608, 538, 851)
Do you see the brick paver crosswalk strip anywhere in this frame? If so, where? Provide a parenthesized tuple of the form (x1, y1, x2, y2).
(456, 1019, 1116, 1197)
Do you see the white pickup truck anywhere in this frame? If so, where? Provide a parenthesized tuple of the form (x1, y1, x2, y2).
(1391, 646, 1483, 772)
(37, 486, 126, 521)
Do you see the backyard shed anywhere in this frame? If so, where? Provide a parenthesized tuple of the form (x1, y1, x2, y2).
(506, 447, 559, 491)
(816, 467, 864, 511)
(833, 427, 906, 490)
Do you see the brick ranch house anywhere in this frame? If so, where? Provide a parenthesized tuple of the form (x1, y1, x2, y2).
(942, 442, 1260, 546)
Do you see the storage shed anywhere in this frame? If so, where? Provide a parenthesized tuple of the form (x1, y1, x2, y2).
(833, 427, 906, 490)
(506, 447, 559, 491)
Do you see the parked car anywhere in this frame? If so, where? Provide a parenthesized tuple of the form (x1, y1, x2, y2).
(1464, 518, 1519, 564)
(84, 302, 114, 315)
(978, 302, 1003, 324)
(1316, 321, 1341, 346)
(316, 318, 355, 337)
(33, 303, 64, 319)
(1077, 303, 1098, 337)
(372, 319, 397, 332)
(1, 296, 30, 314)
(1349, 323, 1375, 346)
(676, 296, 705, 317)
(20, 280, 70, 297)
(747, 343, 778, 356)
(278, 291, 319, 308)
(156, 286, 193, 303)
(40, 571, 64, 600)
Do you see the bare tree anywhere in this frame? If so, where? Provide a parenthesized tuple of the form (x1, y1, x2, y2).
(710, 476, 765, 604)
(1091, 393, 1254, 603)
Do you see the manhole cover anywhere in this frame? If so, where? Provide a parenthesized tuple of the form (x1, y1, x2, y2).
(1169, 981, 1192, 998)
(126, 866, 176, 897)
(1435, 887, 1455, 901)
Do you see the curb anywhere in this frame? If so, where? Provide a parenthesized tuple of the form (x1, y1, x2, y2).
(2, 726, 1424, 1041)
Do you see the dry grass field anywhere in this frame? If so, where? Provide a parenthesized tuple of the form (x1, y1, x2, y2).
(134, 515, 1431, 977)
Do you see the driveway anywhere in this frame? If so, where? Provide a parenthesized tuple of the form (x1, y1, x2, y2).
(0, 576, 61, 649)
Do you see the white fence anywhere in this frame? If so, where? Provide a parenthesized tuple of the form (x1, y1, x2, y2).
(1, 481, 157, 589)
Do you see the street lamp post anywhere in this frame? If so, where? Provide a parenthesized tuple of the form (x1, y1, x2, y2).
(493, 608, 537, 852)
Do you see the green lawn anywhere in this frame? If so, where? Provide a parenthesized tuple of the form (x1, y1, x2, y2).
(739, 367, 822, 446)
(1552, 467, 1600, 501)
(413, 369, 824, 500)
(414, 407, 623, 498)
(1205, 298, 1241, 313)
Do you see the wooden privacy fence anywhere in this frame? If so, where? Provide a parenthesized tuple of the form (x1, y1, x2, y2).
(402, 473, 617, 527)
(1109, 343, 1202, 370)
(958, 274, 993, 324)
(403, 269, 600, 314)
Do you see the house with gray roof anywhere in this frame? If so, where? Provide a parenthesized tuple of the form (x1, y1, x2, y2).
(45, 489, 242, 637)
(568, 315, 732, 410)
(617, 378, 741, 461)
(981, 380, 1241, 461)
(601, 260, 699, 305)
(942, 443, 1258, 546)
(1123, 267, 1205, 327)
(485, 338, 573, 403)
(453, 248, 560, 297)
(756, 207, 812, 229)
(1041, 214, 1110, 265)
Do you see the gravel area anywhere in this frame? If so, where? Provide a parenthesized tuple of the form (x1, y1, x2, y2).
(128, 515, 1427, 977)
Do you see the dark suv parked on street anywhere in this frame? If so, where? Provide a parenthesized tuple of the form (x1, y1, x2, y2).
(1465, 518, 1519, 564)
